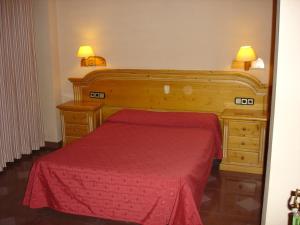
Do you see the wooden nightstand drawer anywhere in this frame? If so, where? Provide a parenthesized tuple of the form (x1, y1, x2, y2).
(229, 121, 260, 137)
(64, 111, 89, 125)
(225, 179, 257, 195)
(228, 151, 259, 165)
(65, 124, 90, 137)
(228, 136, 260, 151)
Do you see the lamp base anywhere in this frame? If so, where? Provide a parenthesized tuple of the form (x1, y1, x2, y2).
(244, 61, 252, 71)
(81, 56, 106, 67)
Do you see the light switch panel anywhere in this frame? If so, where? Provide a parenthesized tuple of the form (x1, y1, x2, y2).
(90, 91, 105, 99)
(235, 97, 255, 105)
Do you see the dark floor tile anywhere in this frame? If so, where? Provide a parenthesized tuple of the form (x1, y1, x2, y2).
(205, 174, 221, 190)
(0, 217, 16, 225)
(0, 186, 8, 196)
(200, 188, 220, 212)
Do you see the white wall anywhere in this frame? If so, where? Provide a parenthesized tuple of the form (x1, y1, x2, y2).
(262, 0, 300, 224)
(33, 0, 62, 142)
(55, 0, 273, 101)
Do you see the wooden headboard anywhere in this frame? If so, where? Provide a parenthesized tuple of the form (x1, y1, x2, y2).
(69, 69, 268, 120)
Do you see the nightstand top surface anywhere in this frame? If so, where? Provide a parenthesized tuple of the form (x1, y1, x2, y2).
(221, 109, 268, 121)
(57, 101, 103, 111)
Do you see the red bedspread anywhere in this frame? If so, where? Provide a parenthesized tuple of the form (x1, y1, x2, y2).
(23, 110, 222, 225)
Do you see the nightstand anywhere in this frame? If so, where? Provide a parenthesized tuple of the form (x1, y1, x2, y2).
(57, 101, 103, 145)
(220, 109, 268, 174)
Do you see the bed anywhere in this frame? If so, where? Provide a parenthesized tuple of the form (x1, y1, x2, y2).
(23, 109, 222, 225)
(23, 69, 268, 224)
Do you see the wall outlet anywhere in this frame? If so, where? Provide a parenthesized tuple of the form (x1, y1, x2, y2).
(241, 98, 248, 105)
(235, 97, 255, 105)
(247, 98, 254, 105)
(90, 91, 105, 99)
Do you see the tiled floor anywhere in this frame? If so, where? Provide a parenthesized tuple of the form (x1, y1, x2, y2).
(0, 148, 263, 225)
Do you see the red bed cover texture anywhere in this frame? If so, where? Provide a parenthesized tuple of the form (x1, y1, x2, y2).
(23, 110, 222, 225)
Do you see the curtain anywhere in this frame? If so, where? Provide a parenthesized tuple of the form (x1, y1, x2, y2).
(0, 0, 44, 171)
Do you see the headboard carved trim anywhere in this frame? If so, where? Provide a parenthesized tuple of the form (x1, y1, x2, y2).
(70, 69, 267, 96)
(68, 69, 268, 120)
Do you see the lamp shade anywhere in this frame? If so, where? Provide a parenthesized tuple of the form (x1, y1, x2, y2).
(77, 46, 95, 58)
(236, 46, 257, 62)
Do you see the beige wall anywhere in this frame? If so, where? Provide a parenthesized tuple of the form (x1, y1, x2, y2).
(55, 0, 273, 101)
(33, 0, 61, 142)
(262, 0, 300, 224)
(33, 0, 273, 140)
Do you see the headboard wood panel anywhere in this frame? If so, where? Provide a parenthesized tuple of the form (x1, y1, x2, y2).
(69, 69, 268, 121)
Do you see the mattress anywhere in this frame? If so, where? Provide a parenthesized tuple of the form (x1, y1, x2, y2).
(23, 109, 222, 225)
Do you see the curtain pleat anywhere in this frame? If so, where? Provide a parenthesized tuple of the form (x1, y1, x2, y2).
(0, 0, 45, 171)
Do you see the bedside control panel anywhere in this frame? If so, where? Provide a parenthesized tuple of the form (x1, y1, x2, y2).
(235, 97, 254, 105)
(90, 91, 105, 99)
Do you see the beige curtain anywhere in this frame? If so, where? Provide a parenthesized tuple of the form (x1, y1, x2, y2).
(0, 0, 44, 171)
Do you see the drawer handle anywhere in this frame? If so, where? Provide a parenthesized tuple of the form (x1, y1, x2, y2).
(242, 127, 246, 131)
(241, 142, 245, 145)
(241, 156, 245, 160)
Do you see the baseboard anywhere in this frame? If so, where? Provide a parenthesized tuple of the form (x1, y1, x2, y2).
(45, 141, 63, 150)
